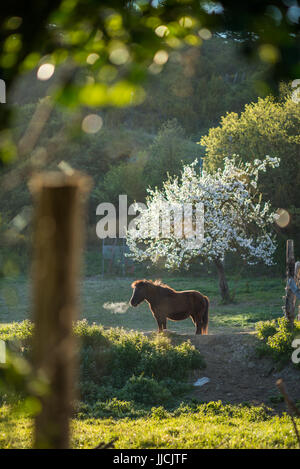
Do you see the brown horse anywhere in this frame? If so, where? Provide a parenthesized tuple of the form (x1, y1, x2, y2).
(130, 279, 209, 335)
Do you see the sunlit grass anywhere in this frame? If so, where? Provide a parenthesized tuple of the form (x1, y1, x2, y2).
(0, 403, 299, 449)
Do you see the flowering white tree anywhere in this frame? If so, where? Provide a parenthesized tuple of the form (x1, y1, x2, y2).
(126, 155, 280, 302)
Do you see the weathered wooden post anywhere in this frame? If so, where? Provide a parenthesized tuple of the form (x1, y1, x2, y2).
(29, 171, 91, 449)
(285, 239, 296, 324)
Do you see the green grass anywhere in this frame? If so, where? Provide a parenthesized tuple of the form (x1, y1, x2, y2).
(1, 272, 296, 450)
(0, 402, 299, 449)
(0, 274, 285, 333)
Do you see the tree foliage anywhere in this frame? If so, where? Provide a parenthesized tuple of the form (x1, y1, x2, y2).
(200, 90, 300, 252)
(126, 155, 280, 270)
(1, 0, 300, 154)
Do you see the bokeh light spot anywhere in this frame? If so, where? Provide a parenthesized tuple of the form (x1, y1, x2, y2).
(86, 53, 99, 65)
(198, 28, 212, 40)
(109, 46, 129, 65)
(155, 25, 169, 37)
(4, 16, 23, 30)
(258, 44, 280, 64)
(153, 50, 169, 65)
(148, 63, 162, 74)
(275, 208, 290, 228)
(37, 63, 55, 81)
(179, 16, 193, 28)
(82, 114, 103, 134)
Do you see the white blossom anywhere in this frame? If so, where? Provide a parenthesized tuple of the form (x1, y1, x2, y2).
(126, 155, 280, 270)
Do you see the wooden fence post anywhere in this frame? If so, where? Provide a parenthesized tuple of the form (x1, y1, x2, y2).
(285, 239, 296, 324)
(29, 171, 91, 449)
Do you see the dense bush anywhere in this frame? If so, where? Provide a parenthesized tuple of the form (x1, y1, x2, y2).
(75, 320, 205, 408)
(0, 320, 33, 342)
(255, 317, 300, 369)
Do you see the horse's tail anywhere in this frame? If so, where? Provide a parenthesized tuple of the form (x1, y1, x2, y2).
(201, 296, 209, 335)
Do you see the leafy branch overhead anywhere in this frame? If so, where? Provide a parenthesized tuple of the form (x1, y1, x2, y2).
(1, 1, 300, 116)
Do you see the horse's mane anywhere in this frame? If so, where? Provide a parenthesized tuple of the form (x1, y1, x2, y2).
(131, 279, 176, 293)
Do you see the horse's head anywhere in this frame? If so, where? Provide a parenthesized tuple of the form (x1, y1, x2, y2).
(130, 280, 148, 307)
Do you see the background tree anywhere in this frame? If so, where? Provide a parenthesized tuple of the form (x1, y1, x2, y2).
(200, 88, 300, 259)
(127, 156, 280, 301)
(143, 119, 198, 189)
(92, 155, 147, 208)
(0, 1, 299, 275)
(1, 0, 300, 163)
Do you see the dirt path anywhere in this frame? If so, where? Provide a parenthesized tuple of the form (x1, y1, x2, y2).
(178, 332, 300, 411)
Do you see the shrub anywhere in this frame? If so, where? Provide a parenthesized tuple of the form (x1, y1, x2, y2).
(255, 317, 300, 369)
(173, 400, 273, 422)
(0, 320, 33, 342)
(0, 320, 205, 411)
(119, 375, 172, 406)
(256, 320, 278, 341)
(76, 323, 205, 406)
(92, 398, 139, 418)
(75, 397, 148, 419)
(151, 405, 171, 419)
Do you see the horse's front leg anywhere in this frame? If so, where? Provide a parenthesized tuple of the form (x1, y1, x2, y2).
(156, 319, 163, 332)
(155, 316, 166, 332)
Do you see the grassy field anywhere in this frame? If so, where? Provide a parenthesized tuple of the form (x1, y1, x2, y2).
(0, 273, 285, 333)
(1, 272, 299, 450)
(0, 402, 299, 449)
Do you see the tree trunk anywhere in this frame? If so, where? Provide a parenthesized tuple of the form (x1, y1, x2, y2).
(215, 258, 231, 303)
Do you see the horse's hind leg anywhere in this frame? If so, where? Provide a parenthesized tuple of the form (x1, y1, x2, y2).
(156, 318, 167, 333)
(191, 314, 202, 335)
(194, 319, 202, 335)
(155, 317, 165, 333)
